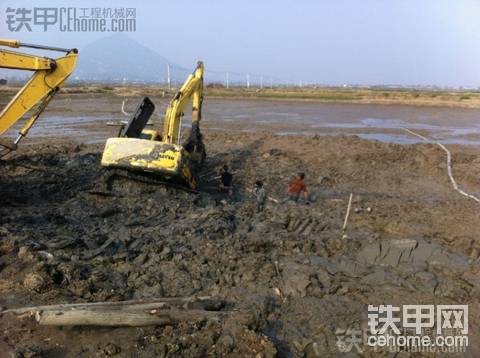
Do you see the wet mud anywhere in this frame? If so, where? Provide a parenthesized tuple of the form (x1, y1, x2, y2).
(1, 131, 480, 357)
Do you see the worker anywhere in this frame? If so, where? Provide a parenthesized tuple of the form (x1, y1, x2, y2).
(286, 172, 309, 202)
(220, 164, 233, 196)
(251, 180, 267, 212)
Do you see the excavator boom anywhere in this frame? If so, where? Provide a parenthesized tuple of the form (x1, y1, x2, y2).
(0, 39, 78, 153)
(163, 62, 204, 144)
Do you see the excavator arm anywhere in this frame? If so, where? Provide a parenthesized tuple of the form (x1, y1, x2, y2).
(163, 62, 204, 144)
(0, 39, 78, 154)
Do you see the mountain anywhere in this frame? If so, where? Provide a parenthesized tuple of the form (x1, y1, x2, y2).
(74, 34, 187, 82)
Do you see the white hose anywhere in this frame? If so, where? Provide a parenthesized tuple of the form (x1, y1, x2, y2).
(402, 128, 480, 203)
(121, 98, 130, 116)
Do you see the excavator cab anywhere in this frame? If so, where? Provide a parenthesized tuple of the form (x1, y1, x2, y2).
(101, 62, 206, 189)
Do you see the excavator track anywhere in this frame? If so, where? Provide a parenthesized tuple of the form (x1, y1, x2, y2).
(92, 169, 200, 196)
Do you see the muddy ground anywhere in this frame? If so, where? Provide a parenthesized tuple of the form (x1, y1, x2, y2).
(1, 103, 480, 357)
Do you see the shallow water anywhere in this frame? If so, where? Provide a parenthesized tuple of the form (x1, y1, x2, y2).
(6, 99, 480, 145)
(203, 100, 480, 145)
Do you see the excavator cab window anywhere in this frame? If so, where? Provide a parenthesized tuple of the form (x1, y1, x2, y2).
(139, 129, 160, 141)
(139, 132, 153, 140)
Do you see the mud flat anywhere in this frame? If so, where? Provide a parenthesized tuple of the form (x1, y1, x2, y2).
(2, 93, 480, 146)
(4, 85, 480, 108)
(1, 96, 480, 356)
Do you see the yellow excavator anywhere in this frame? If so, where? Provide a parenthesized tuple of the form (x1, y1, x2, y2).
(0, 39, 78, 157)
(101, 62, 206, 189)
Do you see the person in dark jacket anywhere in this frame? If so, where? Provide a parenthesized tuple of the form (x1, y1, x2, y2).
(220, 164, 233, 196)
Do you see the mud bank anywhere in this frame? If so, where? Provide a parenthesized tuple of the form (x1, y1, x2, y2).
(1, 132, 480, 357)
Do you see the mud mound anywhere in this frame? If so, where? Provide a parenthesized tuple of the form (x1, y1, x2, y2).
(1, 133, 480, 356)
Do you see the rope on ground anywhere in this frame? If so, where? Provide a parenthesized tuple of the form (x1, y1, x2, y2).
(402, 128, 480, 203)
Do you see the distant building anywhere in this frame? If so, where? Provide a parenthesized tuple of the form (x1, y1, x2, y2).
(0, 79, 7, 85)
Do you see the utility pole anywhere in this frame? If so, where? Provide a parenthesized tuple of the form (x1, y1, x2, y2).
(226, 72, 229, 89)
(167, 63, 171, 90)
(246, 73, 250, 88)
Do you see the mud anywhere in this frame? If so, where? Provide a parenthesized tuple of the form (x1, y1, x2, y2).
(1, 123, 480, 356)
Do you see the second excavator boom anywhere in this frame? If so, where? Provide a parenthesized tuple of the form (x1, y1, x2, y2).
(0, 39, 78, 156)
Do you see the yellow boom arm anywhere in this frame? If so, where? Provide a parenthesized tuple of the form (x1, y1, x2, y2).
(163, 61, 204, 144)
(0, 39, 78, 152)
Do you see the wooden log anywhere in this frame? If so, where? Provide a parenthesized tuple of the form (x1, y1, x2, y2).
(1, 296, 219, 315)
(36, 310, 170, 327)
(35, 308, 227, 327)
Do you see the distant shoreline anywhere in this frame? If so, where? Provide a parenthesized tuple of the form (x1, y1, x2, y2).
(1, 85, 480, 109)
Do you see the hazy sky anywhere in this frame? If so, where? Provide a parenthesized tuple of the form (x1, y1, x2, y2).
(1, 0, 480, 86)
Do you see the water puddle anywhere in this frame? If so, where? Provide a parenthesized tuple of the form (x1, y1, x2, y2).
(275, 130, 480, 145)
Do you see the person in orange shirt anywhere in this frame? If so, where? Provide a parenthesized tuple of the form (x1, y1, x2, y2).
(286, 172, 309, 202)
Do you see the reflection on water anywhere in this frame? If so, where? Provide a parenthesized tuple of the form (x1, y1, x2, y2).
(275, 131, 480, 145)
(6, 99, 480, 146)
(312, 118, 480, 142)
(276, 116, 480, 145)
(16, 115, 116, 137)
(204, 100, 480, 145)
(356, 133, 480, 146)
